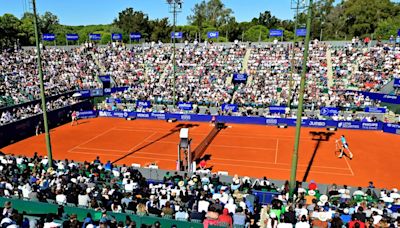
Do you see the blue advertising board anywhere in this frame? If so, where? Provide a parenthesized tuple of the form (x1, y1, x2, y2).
(98, 75, 111, 82)
(268, 106, 286, 114)
(130, 32, 142, 40)
(222, 104, 238, 112)
(365, 107, 386, 113)
(207, 31, 219, 39)
(111, 33, 122, 41)
(103, 88, 112, 95)
(394, 78, 400, 88)
(398, 29, 400, 36)
(79, 90, 91, 98)
(42, 33, 55, 41)
(77, 110, 97, 119)
(320, 107, 339, 116)
(296, 28, 307, 37)
(177, 102, 193, 110)
(269, 29, 284, 37)
(89, 33, 101, 41)
(171, 32, 183, 39)
(136, 100, 151, 108)
(88, 110, 388, 132)
(90, 89, 103, 97)
(233, 73, 248, 83)
(66, 34, 79, 41)
(383, 123, 400, 135)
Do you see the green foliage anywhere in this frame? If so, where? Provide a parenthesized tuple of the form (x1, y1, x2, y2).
(1, 0, 400, 48)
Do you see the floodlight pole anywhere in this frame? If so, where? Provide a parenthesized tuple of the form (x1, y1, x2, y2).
(32, 0, 53, 167)
(288, 0, 306, 109)
(289, 0, 313, 199)
(168, 0, 182, 107)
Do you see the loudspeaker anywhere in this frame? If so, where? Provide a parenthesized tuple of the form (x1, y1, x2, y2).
(326, 126, 337, 131)
(216, 122, 225, 129)
(167, 118, 178, 123)
(277, 124, 288, 129)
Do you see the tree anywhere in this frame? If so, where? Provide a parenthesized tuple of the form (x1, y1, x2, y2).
(19, 12, 36, 45)
(257, 11, 280, 28)
(150, 18, 171, 42)
(0, 14, 21, 48)
(243, 25, 269, 42)
(113, 8, 150, 40)
(40, 11, 59, 34)
(187, 1, 207, 41)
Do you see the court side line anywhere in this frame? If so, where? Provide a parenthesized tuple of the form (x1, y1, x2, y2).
(68, 128, 115, 152)
(142, 140, 275, 151)
(217, 133, 310, 140)
(210, 162, 354, 176)
(275, 139, 279, 164)
(74, 147, 129, 152)
(344, 157, 355, 176)
(68, 151, 176, 162)
(211, 157, 350, 170)
(113, 128, 157, 133)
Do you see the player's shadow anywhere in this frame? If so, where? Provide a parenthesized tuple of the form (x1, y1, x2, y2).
(112, 123, 199, 164)
(302, 131, 335, 182)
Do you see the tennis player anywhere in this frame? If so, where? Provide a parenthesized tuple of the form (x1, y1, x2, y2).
(71, 111, 78, 126)
(338, 135, 353, 159)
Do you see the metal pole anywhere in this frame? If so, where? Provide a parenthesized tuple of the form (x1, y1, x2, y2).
(289, 0, 313, 198)
(288, 0, 301, 109)
(172, 2, 177, 106)
(32, 0, 53, 167)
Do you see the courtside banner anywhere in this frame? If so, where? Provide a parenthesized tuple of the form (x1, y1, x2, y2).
(222, 103, 238, 112)
(136, 100, 151, 108)
(320, 107, 339, 116)
(269, 106, 286, 114)
(103, 88, 112, 95)
(178, 102, 193, 110)
(77, 110, 97, 119)
(90, 89, 103, 97)
(42, 33, 55, 41)
(94, 110, 385, 131)
(66, 34, 79, 41)
(394, 78, 400, 87)
(99, 75, 111, 82)
(383, 123, 400, 135)
(79, 90, 91, 98)
(346, 90, 400, 104)
(365, 107, 386, 113)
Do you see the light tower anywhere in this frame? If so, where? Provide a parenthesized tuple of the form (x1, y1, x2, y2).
(167, 0, 183, 107)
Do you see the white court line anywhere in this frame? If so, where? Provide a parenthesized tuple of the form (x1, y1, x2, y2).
(275, 139, 279, 164)
(209, 162, 354, 176)
(344, 157, 355, 176)
(211, 157, 350, 170)
(74, 147, 129, 152)
(142, 140, 275, 151)
(68, 151, 176, 162)
(68, 128, 115, 152)
(217, 133, 311, 140)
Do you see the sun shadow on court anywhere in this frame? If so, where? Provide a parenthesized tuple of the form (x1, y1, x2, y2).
(302, 131, 335, 182)
(111, 123, 199, 164)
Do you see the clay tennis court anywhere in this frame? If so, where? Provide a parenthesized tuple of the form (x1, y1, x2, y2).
(2, 118, 399, 188)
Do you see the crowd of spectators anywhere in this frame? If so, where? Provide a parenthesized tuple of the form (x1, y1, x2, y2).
(1, 40, 399, 124)
(0, 96, 78, 126)
(0, 153, 400, 227)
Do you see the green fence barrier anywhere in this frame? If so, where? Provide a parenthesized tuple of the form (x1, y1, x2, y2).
(0, 198, 203, 228)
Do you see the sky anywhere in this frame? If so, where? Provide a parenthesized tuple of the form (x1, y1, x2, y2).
(1, 0, 399, 26)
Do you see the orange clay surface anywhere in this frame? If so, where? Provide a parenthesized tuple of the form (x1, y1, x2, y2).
(2, 118, 400, 188)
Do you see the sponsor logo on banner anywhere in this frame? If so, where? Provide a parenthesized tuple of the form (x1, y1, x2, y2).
(98, 111, 112, 117)
(308, 121, 326, 127)
(104, 88, 111, 94)
(137, 113, 150, 118)
(113, 112, 125, 118)
(383, 95, 397, 100)
(338, 122, 360, 129)
(361, 122, 379, 130)
(266, 119, 278, 125)
(123, 112, 129, 118)
(151, 113, 166, 120)
(181, 115, 191, 120)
